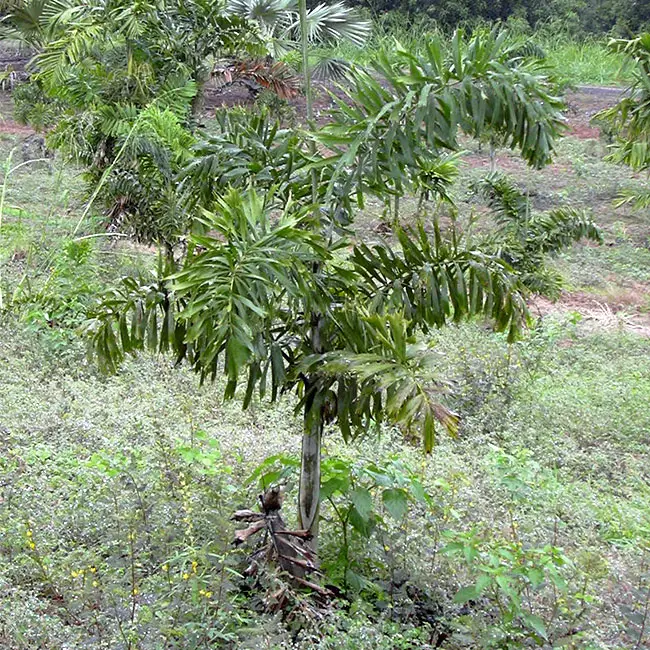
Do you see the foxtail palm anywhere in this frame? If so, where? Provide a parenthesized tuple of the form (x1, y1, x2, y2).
(85, 30, 569, 551)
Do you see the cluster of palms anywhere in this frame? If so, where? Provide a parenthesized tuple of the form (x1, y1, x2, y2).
(2, 1, 607, 552)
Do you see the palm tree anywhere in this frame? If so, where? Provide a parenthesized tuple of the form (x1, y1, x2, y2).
(85, 187, 528, 546)
(84, 30, 574, 551)
(227, 0, 370, 66)
(473, 172, 603, 298)
(595, 34, 650, 208)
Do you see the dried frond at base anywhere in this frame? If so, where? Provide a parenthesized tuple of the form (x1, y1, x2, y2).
(232, 487, 332, 607)
(212, 60, 299, 99)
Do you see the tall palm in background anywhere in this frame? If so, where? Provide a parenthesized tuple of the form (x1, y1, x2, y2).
(227, 0, 370, 77)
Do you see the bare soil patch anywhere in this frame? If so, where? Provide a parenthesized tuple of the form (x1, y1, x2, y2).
(531, 289, 650, 337)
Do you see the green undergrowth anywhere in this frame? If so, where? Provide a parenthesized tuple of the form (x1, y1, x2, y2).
(1, 312, 649, 648)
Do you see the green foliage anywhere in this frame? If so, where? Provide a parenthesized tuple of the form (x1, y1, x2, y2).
(474, 173, 603, 298)
(12, 79, 64, 132)
(228, 0, 370, 59)
(318, 27, 565, 218)
(340, 2, 650, 36)
(1, 0, 261, 246)
(86, 186, 531, 451)
(2, 298, 650, 648)
(595, 34, 650, 213)
(247, 452, 430, 592)
(349, 222, 528, 340)
(442, 527, 588, 647)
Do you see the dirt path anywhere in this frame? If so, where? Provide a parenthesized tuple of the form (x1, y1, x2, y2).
(565, 85, 627, 139)
(531, 291, 650, 337)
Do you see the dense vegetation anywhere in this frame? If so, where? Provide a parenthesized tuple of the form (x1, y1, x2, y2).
(0, 1, 649, 649)
(348, 0, 650, 36)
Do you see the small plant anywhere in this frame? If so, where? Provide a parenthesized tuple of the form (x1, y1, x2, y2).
(442, 527, 591, 648)
(246, 453, 431, 594)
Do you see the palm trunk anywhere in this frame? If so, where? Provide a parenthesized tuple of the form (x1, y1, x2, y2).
(416, 192, 425, 218)
(298, 404, 322, 549)
(298, 0, 318, 205)
(489, 137, 497, 173)
(297, 0, 322, 550)
(297, 306, 326, 547)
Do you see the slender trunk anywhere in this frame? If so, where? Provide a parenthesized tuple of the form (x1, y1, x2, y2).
(190, 84, 206, 121)
(297, 0, 323, 551)
(489, 138, 497, 174)
(298, 0, 318, 207)
(298, 308, 325, 547)
(416, 192, 425, 218)
(298, 404, 323, 549)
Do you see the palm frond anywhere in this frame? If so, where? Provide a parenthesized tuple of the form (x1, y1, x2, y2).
(473, 172, 603, 299)
(350, 221, 529, 342)
(299, 2, 370, 48)
(84, 270, 182, 375)
(303, 313, 458, 452)
(319, 26, 565, 200)
(472, 172, 529, 225)
(213, 59, 299, 98)
(595, 35, 650, 171)
(227, 0, 370, 52)
(310, 54, 352, 82)
(170, 188, 324, 390)
(615, 187, 650, 209)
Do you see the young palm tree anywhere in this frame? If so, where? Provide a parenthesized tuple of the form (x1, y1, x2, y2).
(85, 30, 572, 549)
(473, 172, 603, 298)
(595, 34, 650, 208)
(85, 187, 528, 545)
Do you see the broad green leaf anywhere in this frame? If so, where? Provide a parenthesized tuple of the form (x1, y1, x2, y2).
(382, 488, 409, 520)
(522, 613, 548, 640)
(350, 487, 373, 521)
(454, 585, 478, 604)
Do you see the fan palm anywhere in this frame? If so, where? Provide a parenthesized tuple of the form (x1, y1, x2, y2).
(227, 0, 370, 59)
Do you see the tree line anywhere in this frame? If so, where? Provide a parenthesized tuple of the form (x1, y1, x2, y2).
(346, 0, 650, 35)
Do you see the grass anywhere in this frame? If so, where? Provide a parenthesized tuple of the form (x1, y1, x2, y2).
(544, 40, 631, 86)
(1, 81, 650, 648)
